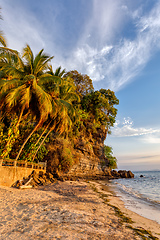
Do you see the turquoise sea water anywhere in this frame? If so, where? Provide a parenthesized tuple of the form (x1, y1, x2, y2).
(111, 171, 160, 224)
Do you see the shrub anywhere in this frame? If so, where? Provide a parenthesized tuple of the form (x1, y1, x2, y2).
(104, 145, 117, 169)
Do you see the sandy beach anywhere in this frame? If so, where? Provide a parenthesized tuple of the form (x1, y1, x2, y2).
(0, 180, 160, 240)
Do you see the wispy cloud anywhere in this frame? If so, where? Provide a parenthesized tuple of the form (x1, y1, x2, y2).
(111, 117, 160, 137)
(1, 0, 160, 91)
(117, 154, 160, 163)
(66, 1, 160, 91)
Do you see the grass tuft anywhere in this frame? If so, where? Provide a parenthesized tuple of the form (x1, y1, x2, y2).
(127, 226, 159, 240)
(108, 203, 134, 224)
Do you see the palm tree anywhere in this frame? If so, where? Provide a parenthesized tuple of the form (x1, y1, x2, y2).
(0, 44, 55, 126)
(0, 45, 57, 160)
(22, 45, 54, 77)
(0, 44, 80, 162)
(31, 76, 80, 161)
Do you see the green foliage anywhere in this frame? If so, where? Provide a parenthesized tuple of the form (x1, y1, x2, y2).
(0, 39, 119, 169)
(64, 70, 94, 97)
(48, 137, 75, 172)
(16, 127, 49, 162)
(81, 89, 119, 130)
(0, 117, 19, 158)
(104, 145, 117, 169)
(0, 122, 5, 156)
(127, 226, 159, 240)
(72, 109, 89, 134)
(59, 138, 74, 170)
(60, 147, 73, 170)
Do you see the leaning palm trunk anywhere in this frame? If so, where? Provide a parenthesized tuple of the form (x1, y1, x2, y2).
(32, 127, 53, 162)
(32, 116, 70, 162)
(34, 121, 52, 147)
(16, 106, 26, 127)
(25, 122, 52, 162)
(15, 123, 40, 161)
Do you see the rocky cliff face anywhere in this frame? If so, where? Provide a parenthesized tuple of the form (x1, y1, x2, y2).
(64, 136, 108, 178)
(47, 127, 109, 178)
(46, 127, 134, 180)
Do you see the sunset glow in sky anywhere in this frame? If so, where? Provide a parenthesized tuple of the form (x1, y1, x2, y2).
(1, 0, 160, 171)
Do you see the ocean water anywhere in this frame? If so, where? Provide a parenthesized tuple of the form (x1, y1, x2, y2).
(111, 171, 160, 224)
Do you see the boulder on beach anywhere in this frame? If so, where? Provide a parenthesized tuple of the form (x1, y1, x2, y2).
(12, 170, 56, 188)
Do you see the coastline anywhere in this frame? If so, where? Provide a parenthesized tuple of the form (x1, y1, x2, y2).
(95, 180, 160, 239)
(0, 180, 160, 239)
(110, 179, 160, 225)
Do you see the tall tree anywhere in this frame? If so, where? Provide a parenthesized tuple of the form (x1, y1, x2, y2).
(0, 44, 81, 161)
(0, 45, 57, 160)
(32, 76, 80, 161)
(64, 70, 94, 97)
(81, 89, 119, 133)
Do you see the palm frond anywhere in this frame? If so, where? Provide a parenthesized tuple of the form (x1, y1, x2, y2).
(59, 99, 76, 120)
(0, 78, 22, 94)
(33, 49, 44, 74)
(47, 65, 54, 75)
(55, 66, 66, 77)
(33, 84, 53, 123)
(4, 84, 26, 109)
(0, 31, 7, 47)
(22, 44, 34, 73)
(0, 47, 25, 70)
(50, 99, 58, 118)
(1, 63, 25, 79)
(0, 46, 18, 56)
(34, 55, 54, 76)
(38, 75, 62, 96)
(19, 86, 31, 109)
(59, 82, 80, 103)
(39, 75, 62, 85)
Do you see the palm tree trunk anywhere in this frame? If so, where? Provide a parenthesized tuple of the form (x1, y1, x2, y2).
(15, 123, 40, 161)
(32, 127, 53, 162)
(16, 105, 25, 127)
(34, 121, 52, 147)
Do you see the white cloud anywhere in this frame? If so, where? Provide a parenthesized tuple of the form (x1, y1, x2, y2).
(2, 0, 160, 92)
(66, 44, 113, 80)
(91, 0, 124, 43)
(65, 1, 160, 91)
(111, 117, 160, 137)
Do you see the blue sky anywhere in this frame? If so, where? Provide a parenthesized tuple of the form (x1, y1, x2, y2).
(0, 0, 160, 171)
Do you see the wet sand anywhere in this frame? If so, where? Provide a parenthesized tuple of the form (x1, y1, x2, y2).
(0, 180, 160, 239)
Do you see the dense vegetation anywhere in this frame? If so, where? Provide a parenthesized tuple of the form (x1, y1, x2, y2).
(0, 22, 119, 171)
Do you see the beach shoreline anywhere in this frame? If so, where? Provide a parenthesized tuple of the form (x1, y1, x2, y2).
(95, 180, 160, 239)
(0, 180, 160, 239)
(110, 178, 160, 225)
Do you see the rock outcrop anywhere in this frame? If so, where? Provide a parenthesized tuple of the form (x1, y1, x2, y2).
(46, 127, 134, 180)
(13, 167, 134, 189)
(46, 131, 108, 179)
(12, 170, 56, 188)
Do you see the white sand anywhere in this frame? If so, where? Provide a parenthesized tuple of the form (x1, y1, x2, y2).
(0, 180, 160, 239)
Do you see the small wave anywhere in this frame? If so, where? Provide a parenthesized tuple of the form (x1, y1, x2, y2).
(115, 182, 160, 207)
